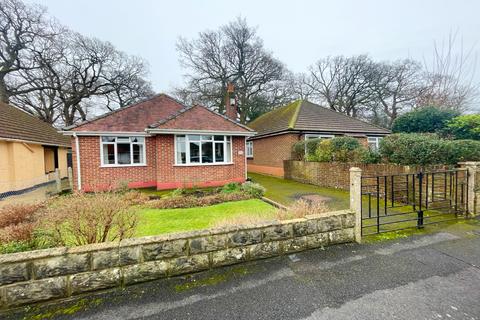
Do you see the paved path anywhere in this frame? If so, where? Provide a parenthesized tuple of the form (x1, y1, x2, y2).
(5, 224, 480, 320)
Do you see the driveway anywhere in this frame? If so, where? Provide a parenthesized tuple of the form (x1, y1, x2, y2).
(248, 173, 350, 210)
(5, 219, 480, 320)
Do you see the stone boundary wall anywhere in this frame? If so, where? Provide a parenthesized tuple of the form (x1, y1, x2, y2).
(284, 160, 448, 190)
(0, 210, 355, 309)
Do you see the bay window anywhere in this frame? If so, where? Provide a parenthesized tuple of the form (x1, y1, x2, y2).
(101, 136, 146, 166)
(176, 135, 232, 165)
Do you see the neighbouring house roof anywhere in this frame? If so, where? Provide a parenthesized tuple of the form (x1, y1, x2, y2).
(248, 100, 390, 138)
(0, 102, 70, 147)
(66, 94, 253, 134)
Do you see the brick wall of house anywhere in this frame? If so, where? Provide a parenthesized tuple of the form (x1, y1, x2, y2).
(155, 135, 246, 189)
(72, 136, 157, 191)
(247, 133, 300, 177)
(72, 135, 246, 191)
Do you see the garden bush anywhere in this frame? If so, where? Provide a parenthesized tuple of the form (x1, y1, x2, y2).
(446, 139, 480, 163)
(392, 107, 459, 133)
(313, 137, 365, 163)
(146, 192, 251, 209)
(122, 190, 150, 205)
(292, 138, 323, 160)
(444, 114, 480, 140)
(38, 192, 138, 246)
(379, 133, 451, 165)
(240, 181, 266, 198)
(276, 199, 330, 220)
(221, 182, 241, 194)
(0, 203, 44, 243)
(379, 133, 480, 165)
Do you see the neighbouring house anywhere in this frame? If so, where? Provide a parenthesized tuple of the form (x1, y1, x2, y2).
(0, 102, 70, 195)
(246, 100, 390, 177)
(61, 94, 255, 191)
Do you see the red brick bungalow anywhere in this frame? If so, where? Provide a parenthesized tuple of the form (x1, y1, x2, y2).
(61, 94, 255, 191)
(247, 100, 390, 177)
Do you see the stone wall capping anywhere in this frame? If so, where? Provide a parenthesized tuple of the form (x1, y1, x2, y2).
(0, 247, 68, 265)
(67, 241, 119, 254)
(305, 209, 352, 220)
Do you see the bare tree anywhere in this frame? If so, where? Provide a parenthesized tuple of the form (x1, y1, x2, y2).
(305, 55, 376, 117)
(0, 0, 61, 103)
(176, 17, 285, 123)
(12, 31, 153, 126)
(419, 31, 479, 111)
(370, 59, 424, 127)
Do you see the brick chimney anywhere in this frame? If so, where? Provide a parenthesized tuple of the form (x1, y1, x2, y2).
(225, 82, 237, 122)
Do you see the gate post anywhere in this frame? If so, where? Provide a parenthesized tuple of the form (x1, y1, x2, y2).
(461, 161, 480, 216)
(350, 167, 362, 243)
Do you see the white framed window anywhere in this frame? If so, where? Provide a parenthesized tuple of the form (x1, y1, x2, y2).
(100, 136, 146, 167)
(304, 134, 335, 140)
(246, 141, 253, 158)
(367, 136, 382, 151)
(175, 135, 232, 165)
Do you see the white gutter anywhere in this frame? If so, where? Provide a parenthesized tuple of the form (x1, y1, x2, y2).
(146, 128, 256, 137)
(73, 132, 82, 191)
(60, 131, 150, 137)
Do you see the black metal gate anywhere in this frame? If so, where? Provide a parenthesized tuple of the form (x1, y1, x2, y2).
(361, 169, 469, 235)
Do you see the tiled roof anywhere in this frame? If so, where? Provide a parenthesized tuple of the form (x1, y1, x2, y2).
(0, 102, 70, 147)
(248, 100, 390, 137)
(70, 94, 186, 132)
(150, 105, 254, 132)
(68, 94, 253, 133)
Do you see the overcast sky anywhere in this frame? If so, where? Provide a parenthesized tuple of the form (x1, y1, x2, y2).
(30, 0, 480, 93)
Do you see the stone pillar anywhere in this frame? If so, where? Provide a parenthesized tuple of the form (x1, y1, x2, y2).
(349, 167, 362, 243)
(67, 167, 74, 191)
(54, 169, 61, 193)
(461, 162, 480, 216)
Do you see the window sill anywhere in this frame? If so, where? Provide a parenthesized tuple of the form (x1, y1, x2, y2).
(174, 162, 234, 167)
(100, 164, 148, 168)
(247, 156, 253, 159)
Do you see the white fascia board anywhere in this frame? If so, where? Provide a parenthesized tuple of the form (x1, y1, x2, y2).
(59, 131, 151, 137)
(146, 128, 256, 137)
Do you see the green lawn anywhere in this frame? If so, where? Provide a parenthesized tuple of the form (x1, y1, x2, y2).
(248, 172, 350, 210)
(135, 199, 276, 237)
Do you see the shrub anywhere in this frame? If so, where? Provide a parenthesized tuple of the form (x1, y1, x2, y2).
(39, 192, 137, 246)
(357, 148, 381, 164)
(392, 107, 459, 134)
(276, 199, 329, 220)
(292, 138, 323, 160)
(379, 133, 454, 165)
(171, 188, 186, 197)
(241, 182, 266, 198)
(0, 203, 44, 243)
(446, 140, 480, 163)
(221, 182, 241, 194)
(146, 192, 251, 209)
(444, 114, 480, 140)
(314, 139, 334, 162)
(122, 190, 150, 205)
(313, 137, 362, 163)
